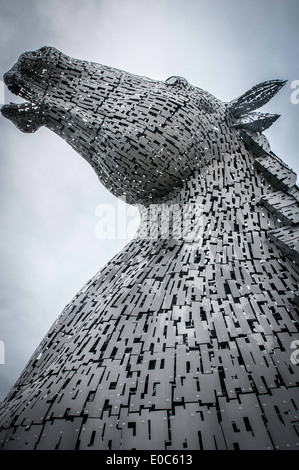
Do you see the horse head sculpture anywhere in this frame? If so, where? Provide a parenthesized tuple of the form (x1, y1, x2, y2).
(1, 47, 298, 451)
(2, 46, 285, 205)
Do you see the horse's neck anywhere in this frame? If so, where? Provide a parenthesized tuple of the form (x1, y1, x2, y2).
(135, 147, 278, 250)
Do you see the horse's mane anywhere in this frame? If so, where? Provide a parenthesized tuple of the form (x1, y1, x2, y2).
(224, 79, 299, 277)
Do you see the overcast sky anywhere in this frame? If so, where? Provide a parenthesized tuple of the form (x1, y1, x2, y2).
(0, 0, 298, 401)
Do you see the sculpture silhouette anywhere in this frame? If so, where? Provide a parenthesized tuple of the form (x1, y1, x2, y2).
(0, 46, 298, 450)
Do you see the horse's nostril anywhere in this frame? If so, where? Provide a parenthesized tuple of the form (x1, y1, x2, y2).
(7, 84, 22, 96)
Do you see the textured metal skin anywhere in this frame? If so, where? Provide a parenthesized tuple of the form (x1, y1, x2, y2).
(0, 47, 298, 450)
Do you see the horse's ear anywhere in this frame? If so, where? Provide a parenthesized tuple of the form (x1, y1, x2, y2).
(228, 79, 287, 117)
(231, 111, 280, 133)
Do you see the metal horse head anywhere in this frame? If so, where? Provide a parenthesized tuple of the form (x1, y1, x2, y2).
(2, 46, 286, 204)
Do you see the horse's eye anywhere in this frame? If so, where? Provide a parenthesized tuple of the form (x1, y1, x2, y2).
(165, 76, 179, 86)
(165, 76, 190, 89)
